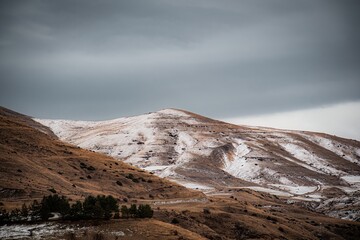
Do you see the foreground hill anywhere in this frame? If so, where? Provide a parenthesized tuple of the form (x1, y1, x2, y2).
(0, 107, 203, 207)
(37, 108, 360, 220)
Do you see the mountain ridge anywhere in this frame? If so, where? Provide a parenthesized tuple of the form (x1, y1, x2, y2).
(36, 108, 360, 220)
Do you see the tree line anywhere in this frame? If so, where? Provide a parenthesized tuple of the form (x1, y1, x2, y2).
(0, 194, 153, 224)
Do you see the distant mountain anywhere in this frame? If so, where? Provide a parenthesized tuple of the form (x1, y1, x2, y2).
(36, 108, 360, 220)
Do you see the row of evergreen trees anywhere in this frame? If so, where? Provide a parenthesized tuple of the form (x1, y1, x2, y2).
(0, 194, 153, 224)
(120, 204, 153, 218)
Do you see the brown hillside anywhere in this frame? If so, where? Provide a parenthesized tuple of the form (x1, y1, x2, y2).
(0, 107, 203, 208)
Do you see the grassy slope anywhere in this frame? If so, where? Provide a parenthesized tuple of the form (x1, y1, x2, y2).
(0, 106, 203, 207)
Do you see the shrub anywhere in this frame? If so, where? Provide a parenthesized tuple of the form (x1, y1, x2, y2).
(93, 232, 105, 240)
(68, 201, 83, 220)
(113, 211, 120, 219)
(137, 204, 153, 218)
(126, 174, 134, 179)
(10, 209, 22, 222)
(0, 208, 10, 224)
(65, 232, 76, 240)
(121, 205, 129, 218)
(83, 195, 96, 219)
(203, 208, 211, 214)
(266, 216, 277, 222)
(83, 195, 118, 219)
(129, 204, 137, 217)
(21, 203, 28, 217)
(40, 194, 70, 220)
(171, 218, 179, 224)
(92, 201, 105, 219)
(30, 200, 41, 220)
(48, 188, 57, 193)
(40, 202, 50, 220)
(87, 166, 96, 171)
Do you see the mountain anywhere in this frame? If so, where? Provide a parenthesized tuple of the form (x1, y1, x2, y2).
(2, 106, 360, 239)
(0, 107, 203, 205)
(36, 108, 360, 220)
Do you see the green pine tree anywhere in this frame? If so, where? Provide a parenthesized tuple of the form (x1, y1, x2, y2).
(121, 205, 129, 218)
(129, 204, 137, 218)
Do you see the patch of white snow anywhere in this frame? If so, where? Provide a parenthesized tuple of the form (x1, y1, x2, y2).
(242, 186, 293, 197)
(270, 184, 317, 195)
(341, 175, 360, 184)
(280, 143, 344, 175)
(222, 141, 258, 181)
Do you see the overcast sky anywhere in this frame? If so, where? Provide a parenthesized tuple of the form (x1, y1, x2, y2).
(224, 101, 360, 140)
(0, 1, 359, 138)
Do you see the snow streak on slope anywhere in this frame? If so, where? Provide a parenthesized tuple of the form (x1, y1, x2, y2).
(301, 134, 360, 164)
(222, 141, 255, 180)
(35, 109, 360, 216)
(280, 143, 344, 176)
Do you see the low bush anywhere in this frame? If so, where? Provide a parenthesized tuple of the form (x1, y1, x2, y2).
(171, 218, 180, 224)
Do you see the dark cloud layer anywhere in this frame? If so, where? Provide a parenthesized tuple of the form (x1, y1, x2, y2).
(0, 0, 359, 120)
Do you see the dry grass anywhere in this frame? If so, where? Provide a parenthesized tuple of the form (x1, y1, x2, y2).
(153, 192, 360, 240)
(58, 219, 206, 240)
(65, 231, 111, 240)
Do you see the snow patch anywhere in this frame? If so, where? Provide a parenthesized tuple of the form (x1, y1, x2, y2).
(177, 182, 214, 191)
(222, 141, 258, 181)
(157, 109, 202, 125)
(292, 196, 321, 202)
(278, 176, 294, 185)
(301, 134, 359, 164)
(157, 109, 190, 117)
(281, 143, 344, 175)
(0, 223, 93, 239)
(341, 175, 360, 184)
(242, 186, 293, 197)
(270, 184, 317, 195)
(143, 165, 170, 171)
(174, 132, 197, 154)
(356, 149, 360, 157)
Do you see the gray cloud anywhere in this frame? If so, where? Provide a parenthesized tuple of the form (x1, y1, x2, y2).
(0, 0, 359, 120)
